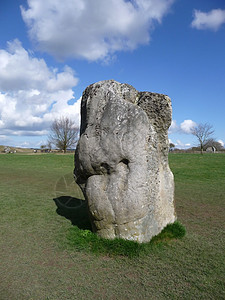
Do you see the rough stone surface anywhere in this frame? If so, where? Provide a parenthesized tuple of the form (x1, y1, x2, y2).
(74, 80, 176, 243)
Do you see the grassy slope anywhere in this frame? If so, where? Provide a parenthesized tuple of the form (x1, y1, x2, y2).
(0, 153, 224, 299)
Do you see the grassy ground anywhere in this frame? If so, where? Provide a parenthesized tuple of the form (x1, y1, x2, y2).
(0, 153, 224, 299)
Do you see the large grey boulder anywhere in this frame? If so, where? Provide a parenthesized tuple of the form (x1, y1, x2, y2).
(74, 80, 176, 243)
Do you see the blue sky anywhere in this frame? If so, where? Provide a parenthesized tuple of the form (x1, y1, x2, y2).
(0, 0, 224, 149)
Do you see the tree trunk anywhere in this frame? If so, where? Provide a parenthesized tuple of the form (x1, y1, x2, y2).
(200, 145, 203, 155)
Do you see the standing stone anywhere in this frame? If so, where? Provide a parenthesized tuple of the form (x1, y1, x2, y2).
(74, 80, 176, 243)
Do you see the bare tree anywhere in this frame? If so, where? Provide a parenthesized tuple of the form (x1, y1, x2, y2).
(48, 117, 79, 153)
(191, 123, 214, 154)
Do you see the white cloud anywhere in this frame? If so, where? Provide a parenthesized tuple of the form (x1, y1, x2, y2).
(191, 8, 225, 31)
(169, 119, 197, 134)
(21, 0, 174, 61)
(218, 139, 224, 147)
(180, 119, 196, 134)
(0, 40, 80, 137)
(169, 120, 179, 133)
(16, 141, 31, 148)
(175, 140, 191, 149)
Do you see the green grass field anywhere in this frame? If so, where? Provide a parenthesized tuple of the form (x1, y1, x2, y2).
(0, 153, 224, 299)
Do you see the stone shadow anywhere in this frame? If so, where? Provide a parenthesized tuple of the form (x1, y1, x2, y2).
(53, 196, 92, 230)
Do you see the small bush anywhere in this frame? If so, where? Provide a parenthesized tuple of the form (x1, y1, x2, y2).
(67, 221, 186, 258)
